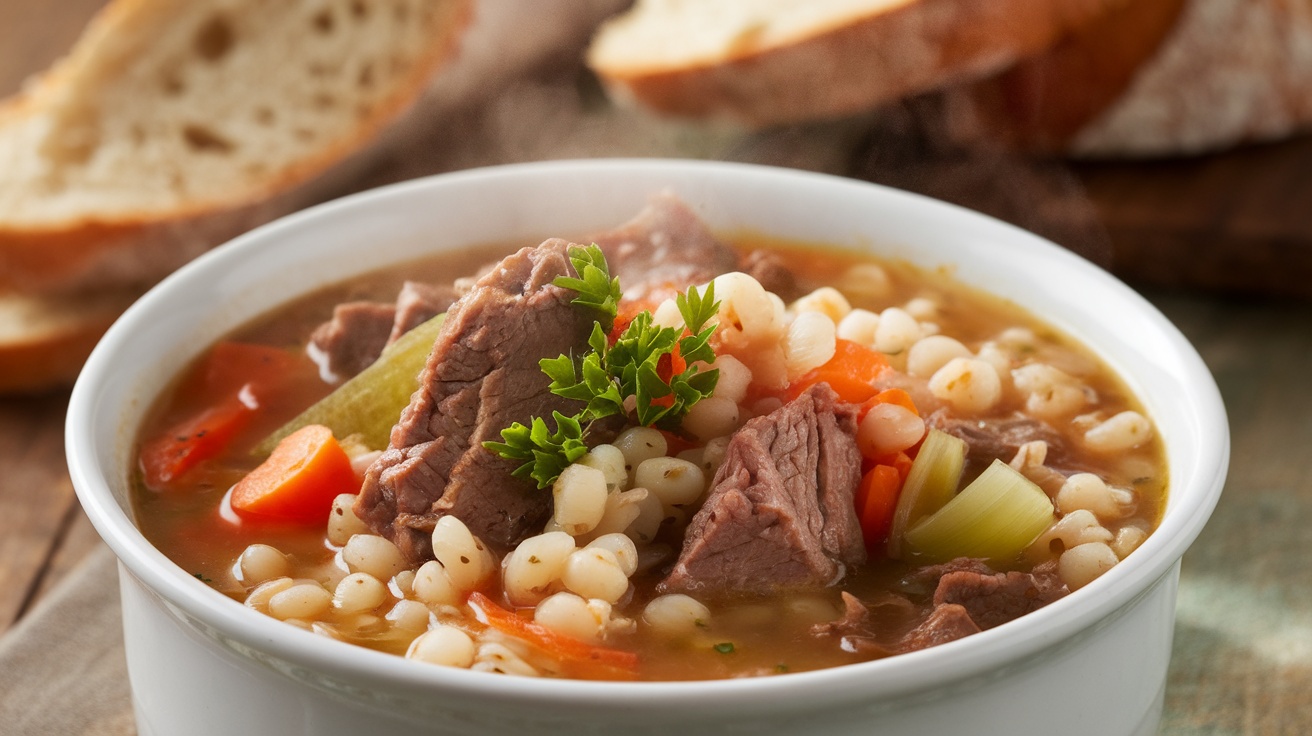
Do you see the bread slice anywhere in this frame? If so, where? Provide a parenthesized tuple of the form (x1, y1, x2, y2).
(0, 0, 473, 296)
(586, 0, 1131, 128)
(948, 0, 1312, 157)
(0, 288, 142, 394)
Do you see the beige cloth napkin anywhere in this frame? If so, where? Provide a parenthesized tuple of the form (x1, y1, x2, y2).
(0, 545, 134, 736)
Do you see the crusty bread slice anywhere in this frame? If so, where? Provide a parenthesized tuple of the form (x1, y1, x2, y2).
(586, 0, 1130, 128)
(0, 0, 472, 296)
(947, 0, 1312, 158)
(0, 288, 141, 394)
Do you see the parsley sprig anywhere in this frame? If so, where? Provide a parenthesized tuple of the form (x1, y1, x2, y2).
(481, 411, 589, 490)
(484, 244, 721, 488)
(551, 244, 620, 329)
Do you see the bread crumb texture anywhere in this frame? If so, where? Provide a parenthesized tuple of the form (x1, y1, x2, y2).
(1072, 0, 1312, 156)
(0, 0, 469, 224)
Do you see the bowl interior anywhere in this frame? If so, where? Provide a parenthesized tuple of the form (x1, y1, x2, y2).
(67, 159, 1228, 704)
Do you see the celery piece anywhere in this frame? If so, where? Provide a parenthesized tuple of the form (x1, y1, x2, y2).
(254, 314, 446, 455)
(902, 459, 1056, 564)
(887, 428, 967, 559)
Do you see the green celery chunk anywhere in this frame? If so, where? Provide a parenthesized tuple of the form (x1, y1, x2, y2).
(254, 313, 446, 455)
(902, 459, 1056, 564)
(887, 428, 967, 559)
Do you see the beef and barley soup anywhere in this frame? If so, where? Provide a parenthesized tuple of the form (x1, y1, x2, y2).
(133, 194, 1166, 681)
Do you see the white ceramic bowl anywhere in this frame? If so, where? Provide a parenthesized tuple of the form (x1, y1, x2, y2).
(67, 159, 1228, 736)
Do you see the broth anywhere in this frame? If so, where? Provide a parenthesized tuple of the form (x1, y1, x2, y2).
(133, 228, 1166, 681)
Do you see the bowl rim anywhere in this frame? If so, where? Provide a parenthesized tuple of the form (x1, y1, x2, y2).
(67, 158, 1229, 710)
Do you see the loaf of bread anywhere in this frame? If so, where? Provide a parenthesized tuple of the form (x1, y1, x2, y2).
(946, 0, 1312, 157)
(0, 0, 472, 298)
(0, 288, 142, 393)
(586, 0, 1131, 128)
(0, 0, 630, 393)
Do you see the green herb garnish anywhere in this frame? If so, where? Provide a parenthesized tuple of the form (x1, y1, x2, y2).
(713, 642, 736, 654)
(551, 243, 621, 329)
(483, 244, 721, 488)
(481, 411, 589, 490)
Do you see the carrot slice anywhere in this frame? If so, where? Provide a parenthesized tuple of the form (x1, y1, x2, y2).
(866, 450, 914, 480)
(859, 388, 919, 419)
(856, 464, 904, 553)
(139, 398, 254, 491)
(467, 592, 639, 680)
(230, 425, 357, 523)
(196, 341, 301, 402)
(788, 339, 891, 404)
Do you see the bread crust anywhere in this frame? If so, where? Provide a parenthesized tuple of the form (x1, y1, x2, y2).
(588, 0, 1130, 127)
(0, 0, 474, 295)
(948, 0, 1188, 152)
(0, 289, 140, 394)
(948, 0, 1312, 158)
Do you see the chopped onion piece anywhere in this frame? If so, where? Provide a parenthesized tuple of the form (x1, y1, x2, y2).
(887, 428, 966, 559)
(903, 459, 1056, 564)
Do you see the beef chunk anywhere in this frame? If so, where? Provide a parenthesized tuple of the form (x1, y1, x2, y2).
(308, 301, 396, 380)
(741, 249, 802, 302)
(926, 409, 1068, 466)
(897, 557, 1068, 652)
(590, 193, 739, 298)
(659, 385, 866, 597)
(812, 592, 872, 639)
(900, 603, 981, 651)
(353, 239, 595, 559)
(388, 281, 457, 344)
(900, 557, 999, 595)
(934, 567, 1066, 630)
(590, 193, 806, 304)
(308, 282, 457, 381)
(809, 591, 920, 658)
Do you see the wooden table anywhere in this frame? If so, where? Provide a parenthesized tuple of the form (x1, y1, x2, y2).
(2, 2, 1310, 733)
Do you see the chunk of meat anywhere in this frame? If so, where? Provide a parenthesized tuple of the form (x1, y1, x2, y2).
(896, 557, 1068, 653)
(387, 281, 457, 345)
(353, 239, 596, 559)
(899, 603, 981, 651)
(933, 561, 1067, 630)
(590, 193, 739, 299)
(307, 282, 457, 381)
(308, 301, 396, 380)
(740, 249, 802, 302)
(658, 385, 866, 597)
(926, 409, 1068, 466)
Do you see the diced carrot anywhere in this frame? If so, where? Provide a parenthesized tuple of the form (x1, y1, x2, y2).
(865, 450, 914, 480)
(139, 398, 254, 491)
(856, 464, 904, 553)
(859, 388, 919, 420)
(206, 342, 301, 400)
(467, 592, 640, 681)
(173, 341, 302, 408)
(229, 425, 357, 524)
(787, 339, 891, 404)
(610, 296, 667, 343)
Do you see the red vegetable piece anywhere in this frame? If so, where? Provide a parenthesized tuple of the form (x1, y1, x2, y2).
(787, 339, 890, 404)
(230, 425, 357, 524)
(139, 398, 253, 491)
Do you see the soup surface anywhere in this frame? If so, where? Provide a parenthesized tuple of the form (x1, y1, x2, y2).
(133, 195, 1166, 681)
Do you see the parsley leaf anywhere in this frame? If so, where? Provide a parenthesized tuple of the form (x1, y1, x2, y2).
(552, 244, 621, 329)
(485, 245, 723, 487)
(483, 412, 589, 489)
